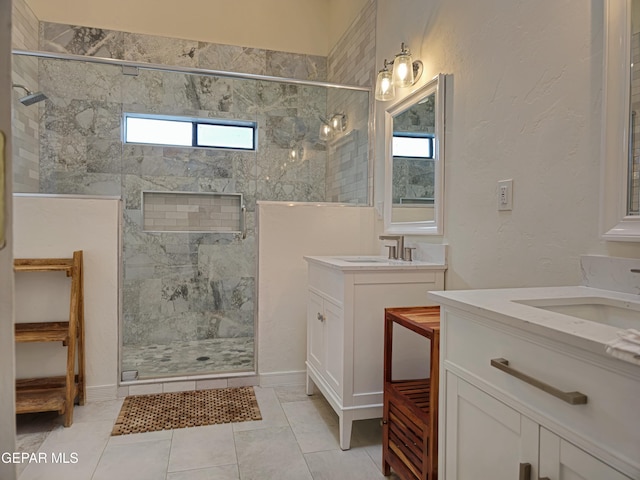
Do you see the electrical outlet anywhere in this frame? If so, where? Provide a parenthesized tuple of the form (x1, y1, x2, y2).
(498, 179, 513, 211)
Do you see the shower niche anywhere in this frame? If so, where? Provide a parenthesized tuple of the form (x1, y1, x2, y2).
(11, 50, 370, 380)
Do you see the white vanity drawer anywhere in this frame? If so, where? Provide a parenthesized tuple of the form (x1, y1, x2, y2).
(442, 308, 640, 470)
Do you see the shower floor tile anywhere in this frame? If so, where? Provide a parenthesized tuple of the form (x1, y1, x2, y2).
(121, 337, 254, 379)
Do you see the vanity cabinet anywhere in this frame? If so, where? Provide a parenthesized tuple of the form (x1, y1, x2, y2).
(445, 375, 631, 480)
(306, 291, 343, 396)
(539, 428, 631, 480)
(434, 303, 639, 480)
(304, 256, 446, 450)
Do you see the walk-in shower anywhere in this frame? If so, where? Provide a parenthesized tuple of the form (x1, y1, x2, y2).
(12, 48, 370, 381)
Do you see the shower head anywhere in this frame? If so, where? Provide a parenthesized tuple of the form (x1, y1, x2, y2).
(12, 83, 47, 106)
(19, 91, 48, 106)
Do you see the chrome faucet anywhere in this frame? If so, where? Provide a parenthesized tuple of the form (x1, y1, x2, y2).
(379, 235, 405, 260)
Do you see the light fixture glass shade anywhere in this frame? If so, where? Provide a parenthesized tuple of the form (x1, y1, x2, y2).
(319, 122, 332, 141)
(289, 145, 303, 161)
(331, 114, 346, 132)
(375, 69, 395, 101)
(393, 51, 414, 88)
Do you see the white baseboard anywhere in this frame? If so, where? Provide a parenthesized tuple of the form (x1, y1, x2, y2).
(259, 370, 306, 387)
(86, 384, 118, 402)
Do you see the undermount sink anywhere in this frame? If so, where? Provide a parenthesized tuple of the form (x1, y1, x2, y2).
(333, 256, 389, 263)
(514, 297, 640, 330)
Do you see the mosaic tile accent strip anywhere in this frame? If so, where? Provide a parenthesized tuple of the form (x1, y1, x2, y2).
(111, 386, 261, 435)
(143, 191, 242, 232)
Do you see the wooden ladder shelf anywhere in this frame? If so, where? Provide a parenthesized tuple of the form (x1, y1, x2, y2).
(14, 250, 86, 427)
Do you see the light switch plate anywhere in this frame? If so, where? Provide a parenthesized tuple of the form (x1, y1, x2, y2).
(498, 179, 513, 211)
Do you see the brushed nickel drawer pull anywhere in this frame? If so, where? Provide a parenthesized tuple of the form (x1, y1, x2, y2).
(519, 463, 531, 480)
(491, 358, 588, 405)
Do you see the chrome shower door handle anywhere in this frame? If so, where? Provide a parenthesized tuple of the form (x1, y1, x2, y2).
(490, 358, 588, 405)
(241, 204, 247, 239)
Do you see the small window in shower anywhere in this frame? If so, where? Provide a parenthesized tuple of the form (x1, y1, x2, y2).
(392, 133, 434, 159)
(124, 113, 257, 150)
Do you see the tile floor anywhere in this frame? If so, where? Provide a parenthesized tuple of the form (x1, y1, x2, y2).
(15, 385, 400, 480)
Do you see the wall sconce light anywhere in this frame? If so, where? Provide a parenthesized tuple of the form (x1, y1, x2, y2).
(319, 118, 332, 141)
(331, 113, 347, 133)
(318, 114, 348, 142)
(375, 43, 423, 101)
(289, 144, 304, 161)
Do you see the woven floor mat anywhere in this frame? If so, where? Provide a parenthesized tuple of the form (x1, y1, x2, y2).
(111, 386, 262, 435)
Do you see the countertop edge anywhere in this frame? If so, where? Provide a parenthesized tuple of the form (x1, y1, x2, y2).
(304, 255, 448, 271)
(427, 287, 640, 371)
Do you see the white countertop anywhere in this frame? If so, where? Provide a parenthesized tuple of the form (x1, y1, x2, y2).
(304, 255, 447, 271)
(428, 286, 640, 354)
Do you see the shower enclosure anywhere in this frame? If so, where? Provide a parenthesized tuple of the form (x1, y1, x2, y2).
(11, 50, 370, 380)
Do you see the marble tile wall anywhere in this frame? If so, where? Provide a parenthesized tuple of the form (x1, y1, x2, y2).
(40, 23, 327, 81)
(11, 0, 40, 192)
(327, 0, 377, 87)
(324, 88, 369, 204)
(581, 255, 640, 295)
(12, 0, 38, 50)
(326, 0, 376, 204)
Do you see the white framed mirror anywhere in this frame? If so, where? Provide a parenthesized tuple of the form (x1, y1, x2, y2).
(383, 74, 445, 235)
(601, 0, 640, 240)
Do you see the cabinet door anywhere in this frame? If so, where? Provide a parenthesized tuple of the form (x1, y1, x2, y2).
(444, 373, 537, 480)
(307, 291, 325, 373)
(539, 428, 632, 480)
(323, 299, 343, 395)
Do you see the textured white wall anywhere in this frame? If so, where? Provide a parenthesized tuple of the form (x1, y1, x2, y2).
(375, 0, 640, 291)
(13, 195, 120, 401)
(257, 202, 377, 380)
(0, 0, 17, 477)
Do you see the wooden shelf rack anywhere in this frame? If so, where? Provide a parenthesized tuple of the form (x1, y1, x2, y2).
(383, 306, 440, 480)
(14, 250, 85, 427)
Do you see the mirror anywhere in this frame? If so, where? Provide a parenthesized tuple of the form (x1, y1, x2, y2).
(384, 74, 445, 235)
(629, 0, 640, 215)
(602, 0, 640, 240)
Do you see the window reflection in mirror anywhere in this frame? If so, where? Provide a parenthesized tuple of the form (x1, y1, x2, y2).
(391, 95, 436, 223)
(384, 74, 445, 235)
